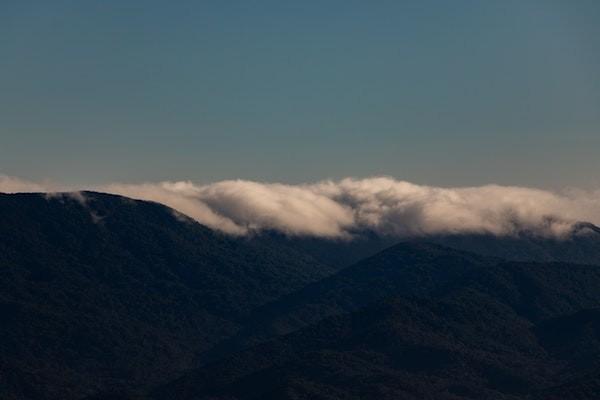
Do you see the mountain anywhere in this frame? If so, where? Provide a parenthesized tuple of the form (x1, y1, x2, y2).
(256, 224, 600, 268)
(203, 243, 497, 360)
(150, 259, 600, 400)
(203, 235, 600, 362)
(4, 191, 600, 400)
(427, 225, 600, 265)
(0, 192, 333, 400)
(248, 231, 399, 269)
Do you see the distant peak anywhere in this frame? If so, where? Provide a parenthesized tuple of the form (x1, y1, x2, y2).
(571, 221, 600, 236)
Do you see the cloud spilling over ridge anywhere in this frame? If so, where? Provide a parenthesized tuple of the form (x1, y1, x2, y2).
(2, 174, 600, 238)
(104, 180, 355, 237)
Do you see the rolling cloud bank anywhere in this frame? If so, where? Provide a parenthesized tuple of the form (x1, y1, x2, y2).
(2, 174, 600, 239)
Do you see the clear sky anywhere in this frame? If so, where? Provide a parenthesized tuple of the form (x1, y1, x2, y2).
(1, 0, 599, 188)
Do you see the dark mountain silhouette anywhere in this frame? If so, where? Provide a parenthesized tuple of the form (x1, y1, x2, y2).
(249, 231, 399, 269)
(150, 260, 600, 400)
(0, 192, 333, 400)
(257, 224, 600, 268)
(203, 243, 497, 360)
(203, 236, 600, 363)
(3, 191, 600, 400)
(427, 225, 600, 265)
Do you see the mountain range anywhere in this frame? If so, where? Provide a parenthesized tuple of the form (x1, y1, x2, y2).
(1, 191, 600, 399)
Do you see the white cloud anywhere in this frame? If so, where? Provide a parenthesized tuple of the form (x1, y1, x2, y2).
(3, 174, 600, 238)
(103, 182, 248, 235)
(0, 175, 55, 193)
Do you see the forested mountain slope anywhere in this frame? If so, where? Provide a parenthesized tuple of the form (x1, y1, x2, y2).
(0, 192, 333, 400)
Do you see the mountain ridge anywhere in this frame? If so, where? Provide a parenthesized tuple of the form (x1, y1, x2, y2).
(149, 259, 600, 399)
(0, 192, 335, 399)
(3, 191, 600, 399)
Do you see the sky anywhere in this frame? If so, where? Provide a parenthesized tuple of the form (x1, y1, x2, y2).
(1, 0, 600, 188)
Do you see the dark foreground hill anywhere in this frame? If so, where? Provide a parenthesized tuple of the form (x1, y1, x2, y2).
(0, 192, 333, 400)
(151, 260, 600, 400)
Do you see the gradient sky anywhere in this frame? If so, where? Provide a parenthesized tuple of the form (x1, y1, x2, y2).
(1, 0, 599, 188)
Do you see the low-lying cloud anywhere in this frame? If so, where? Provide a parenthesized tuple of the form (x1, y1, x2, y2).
(3, 174, 600, 238)
(0, 175, 54, 194)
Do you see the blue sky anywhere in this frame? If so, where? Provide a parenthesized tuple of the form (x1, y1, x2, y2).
(1, 1, 599, 187)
